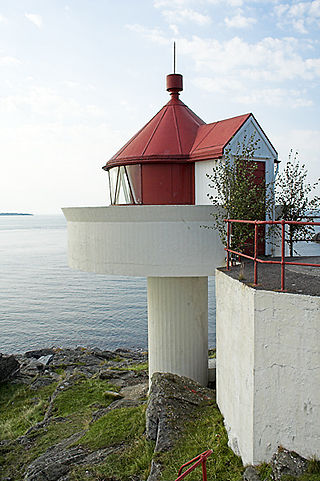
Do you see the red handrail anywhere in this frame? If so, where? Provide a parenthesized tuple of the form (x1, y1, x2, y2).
(225, 219, 320, 291)
(174, 450, 213, 481)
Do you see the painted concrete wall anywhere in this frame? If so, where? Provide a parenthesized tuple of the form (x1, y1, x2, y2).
(216, 269, 320, 465)
(148, 276, 208, 386)
(216, 270, 255, 462)
(62, 205, 225, 277)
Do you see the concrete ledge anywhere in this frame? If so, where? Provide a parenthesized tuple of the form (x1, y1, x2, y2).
(62, 205, 225, 277)
(216, 269, 320, 465)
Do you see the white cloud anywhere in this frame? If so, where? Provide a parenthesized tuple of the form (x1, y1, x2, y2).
(194, 77, 312, 107)
(161, 7, 211, 25)
(0, 86, 106, 120)
(128, 27, 319, 107)
(154, 0, 194, 7)
(0, 55, 20, 66)
(25, 13, 43, 29)
(208, 0, 243, 6)
(274, 129, 320, 188)
(126, 24, 170, 45)
(275, 1, 320, 33)
(235, 88, 313, 108)
(224, 10, 257, 28)
(169, 24, 180, 35)
(177, 36, 320, 82)
(0, 14, 8, 23)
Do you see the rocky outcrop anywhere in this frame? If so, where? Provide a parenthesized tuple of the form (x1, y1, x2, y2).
(0, 354, 20, 382)
(243, 447, 310, 481)
(146, 372, 216, 481)
(270, 448, 309, 480)
(146, 372, 215, 452)
(0, 347, 148, 481)
(243, 466, 262, 481)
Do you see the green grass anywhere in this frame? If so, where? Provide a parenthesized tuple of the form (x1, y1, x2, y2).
(257, 462, 273, 480)
(158, 403, 244, 481)
(79, 405, 146, 450)
(69, 405, 154, 481)
(0, 413, 87, 480)
(52, 376, 119, 417)
(0, 381, 57, 441)
(113, 361, 148, 372)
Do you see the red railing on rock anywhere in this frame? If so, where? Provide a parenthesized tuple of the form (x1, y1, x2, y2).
(225, 219, 320, 291)
(174, 450, 213, 481)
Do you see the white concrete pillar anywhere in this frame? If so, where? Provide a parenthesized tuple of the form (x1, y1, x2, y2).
(147, 276, 208, 386)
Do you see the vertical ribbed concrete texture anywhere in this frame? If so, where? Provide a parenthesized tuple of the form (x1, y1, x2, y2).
(147, 277, 208, 386)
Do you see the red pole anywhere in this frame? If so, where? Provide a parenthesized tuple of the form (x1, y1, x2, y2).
(227, 221, 230, 271)
(281, 220, 285, 291)
(254, 222, 258, 286)
(202, 458, 208, 481)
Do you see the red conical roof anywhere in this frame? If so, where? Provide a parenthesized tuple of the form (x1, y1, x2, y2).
(103, 74, 272, 171)
(104, 74, 205, 170)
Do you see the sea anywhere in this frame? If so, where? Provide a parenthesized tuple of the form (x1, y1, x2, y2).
(1, 215, 320, 355)
(0, 215, 218, 354)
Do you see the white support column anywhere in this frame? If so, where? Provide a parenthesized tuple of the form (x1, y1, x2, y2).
(147, 276, 208, 386)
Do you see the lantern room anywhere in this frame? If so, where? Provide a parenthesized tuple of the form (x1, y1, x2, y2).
(103, 73, 278, 209)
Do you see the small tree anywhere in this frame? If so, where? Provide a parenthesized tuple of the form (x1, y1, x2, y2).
(275, 150, 320, 256)
(207, 135, 273, 253)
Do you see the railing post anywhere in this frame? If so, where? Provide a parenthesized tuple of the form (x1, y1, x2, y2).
(254, 221, 258, 286)
(202, 457, 208, 481)
(227, 221, 230, 270)
(281, 220, 285, 291)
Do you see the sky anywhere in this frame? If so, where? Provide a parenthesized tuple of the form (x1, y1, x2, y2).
(0, 0, 319, 214)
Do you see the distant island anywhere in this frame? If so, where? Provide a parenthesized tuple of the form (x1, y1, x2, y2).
(0, 213, 33, 216)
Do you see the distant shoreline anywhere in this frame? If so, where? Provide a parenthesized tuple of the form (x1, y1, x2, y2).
(0, 213, 33, 216)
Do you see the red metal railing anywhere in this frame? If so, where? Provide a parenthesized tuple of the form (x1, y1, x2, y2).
(174, 450, 213, 481)
(225, 219, 320, 291)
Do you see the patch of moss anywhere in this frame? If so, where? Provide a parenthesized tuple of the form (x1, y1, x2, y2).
(0, 381, 57, 441)
(158, 403, 244, 481)
(79, 405, 146, 450)
(52, 376, 118, 417)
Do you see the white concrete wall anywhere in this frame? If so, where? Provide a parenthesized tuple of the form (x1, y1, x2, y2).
(62, 205, 225, 277)
(216, 270, 255, 462)
(216, 269, 320, 465)
(148, 276, 208, 386)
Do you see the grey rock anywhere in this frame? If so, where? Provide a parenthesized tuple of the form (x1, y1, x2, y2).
(270, 448, 308, 481)
(24, 445, 88, 480)
(147, 460, 162, 481)
(92, 349, 114, 360)
(0, 354, 20, 382)
(146, 372, 215, 452)
(30, 376, 55, 390)
(37, 354, 53, 366)
(25, 348, 55, 359)
(243, 466, 261, 481)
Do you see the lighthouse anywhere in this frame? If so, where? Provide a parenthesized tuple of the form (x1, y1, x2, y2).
(63, 70, 277, 386)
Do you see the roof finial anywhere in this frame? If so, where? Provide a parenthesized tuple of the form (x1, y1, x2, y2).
(166, 41, 183, 98)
